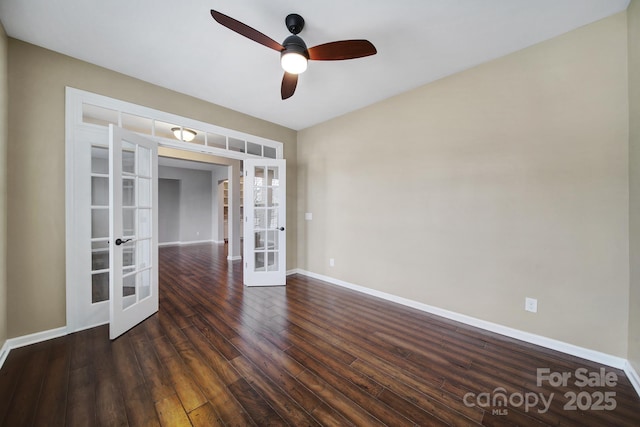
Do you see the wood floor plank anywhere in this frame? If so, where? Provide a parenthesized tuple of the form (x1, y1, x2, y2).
(189, 313, 241, 361)
(140, 313, 166, 341)
(180, 324, 241, 386)
(296, 369, 386, 426)
(66, 365, 97, 427)
(2, 344, 51, 426)
(1, 243, 639, 426)
(159, 284, 195, 330)
(69, 327, 97, 370)
(226, 332, 326, 416)
(283, 323, 357, 366)
(155, 394, 192, 427)
(350, 357, 485, 424)
(32, 336, 71, 427)
(93, 333, 130, 427)
(227, 377, 288, 426)
(231, 355, 323, 426)
(286, 344, 414, 426)
(187, 402, 224, 427)
(286, 279, 587, 427)
(308, 401, 356, 427)
(179, 342, 254, 426)
(0, 348, 30, 423)
(285, 330, 385, 397)
(112, 334, 161, 427)
(151, 335, 207, 413)
(376, 387, 453, 427)
(130, 333, 176, 404)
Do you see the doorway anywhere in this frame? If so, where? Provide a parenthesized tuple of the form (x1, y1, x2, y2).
(65, 88, 284, 334)
(157, 156, 229, 248)
(159, 179, 180, 244)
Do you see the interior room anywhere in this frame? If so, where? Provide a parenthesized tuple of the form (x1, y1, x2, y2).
(0, 0, 639, 425)
(157, 158, 230, 247)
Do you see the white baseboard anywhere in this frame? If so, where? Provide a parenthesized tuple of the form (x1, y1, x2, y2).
(68, 320, 109, 335)
(625, 360, 640, 398)
(7, 326, 68, 350)
(181, 239, 216, 246)
(159, 239, 216, 247)
(0, 326, 68, 370)
(292, 269, 628, 371)
(0, 340, 9, 369)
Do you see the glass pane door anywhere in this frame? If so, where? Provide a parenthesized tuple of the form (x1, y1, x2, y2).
(243, 159, 286, 286)
(91, 145, 110, 303)
(109, 125, 158, 339)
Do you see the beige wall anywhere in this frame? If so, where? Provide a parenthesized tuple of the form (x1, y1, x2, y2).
(0, 24, 7, 349)
(3, 7, 637, 364)
(628, 0, 640, 373)
(298, 13, 630, 356)
(7, 39, 297, 338)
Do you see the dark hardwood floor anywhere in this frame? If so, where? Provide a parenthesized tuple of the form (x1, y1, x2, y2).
(1, 243, 639, 426)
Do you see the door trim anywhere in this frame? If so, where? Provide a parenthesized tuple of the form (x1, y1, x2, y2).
(243, 159, 287, 286)
(108, 125, 159, 340)
(65, 88, 285, 333)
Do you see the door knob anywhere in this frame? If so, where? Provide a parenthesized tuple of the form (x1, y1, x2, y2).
(278, 227, 285, 231)
(115, 238, 132, 246)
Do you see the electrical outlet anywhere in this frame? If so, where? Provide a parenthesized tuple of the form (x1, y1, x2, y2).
(305, 212, 313, 221)
(525, 297, 538, 313)
(329, 258, 335, 267)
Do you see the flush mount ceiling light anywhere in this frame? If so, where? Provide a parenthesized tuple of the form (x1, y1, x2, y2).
(171, 127, 197, 142)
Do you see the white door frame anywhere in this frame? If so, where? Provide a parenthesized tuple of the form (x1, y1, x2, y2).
(243, 159, 287, 286)
(108, 125, 159, 339)
(65, 88, 284, 333)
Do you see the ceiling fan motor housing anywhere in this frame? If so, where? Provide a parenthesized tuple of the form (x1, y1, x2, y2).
(281, 35, 309, 59)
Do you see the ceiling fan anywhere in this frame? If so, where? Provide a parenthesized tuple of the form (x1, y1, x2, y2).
(210, 10, 377, 100)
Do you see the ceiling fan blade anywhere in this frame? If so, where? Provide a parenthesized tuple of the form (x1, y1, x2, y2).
(281, 72, 298, 100)
(211, 10, 283, 52)
(308, 40, 377, 61)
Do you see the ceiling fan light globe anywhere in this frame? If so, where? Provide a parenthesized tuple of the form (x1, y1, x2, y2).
(281, 52, 308, 74)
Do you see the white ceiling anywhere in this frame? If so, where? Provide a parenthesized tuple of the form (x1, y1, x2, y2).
(0, 0, 630, 130)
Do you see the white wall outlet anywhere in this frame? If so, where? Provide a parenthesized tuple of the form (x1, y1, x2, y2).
(329, 258, 335, 267)
(525, 297, 538, 313)
(305, 212, 313, 221)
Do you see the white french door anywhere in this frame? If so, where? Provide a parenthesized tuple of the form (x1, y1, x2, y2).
(108, 125, 159, 339)
(243, 159, 287, 286)
(66, 89, 285, 333)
